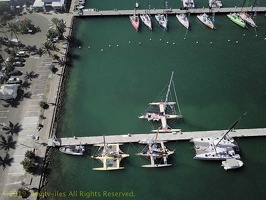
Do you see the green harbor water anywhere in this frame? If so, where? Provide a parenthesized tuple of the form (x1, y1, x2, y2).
(44, 1, 266, 199)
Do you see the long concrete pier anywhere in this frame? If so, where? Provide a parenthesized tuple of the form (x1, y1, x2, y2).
(48, 128, 266, 146)
(74, 7, 266, 17)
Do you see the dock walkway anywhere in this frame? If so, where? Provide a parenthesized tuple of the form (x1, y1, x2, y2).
(75, 7, 266, 17)
(48, 128, 266, 146)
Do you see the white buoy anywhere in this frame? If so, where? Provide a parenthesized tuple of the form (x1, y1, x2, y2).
(109, 45, 111, 47)
(228, 39, 230, 42)
(236, 41, 238, 44)
(243, 34, 245, 36)
(184, 38, 186, 40)
(129, 41, 131, 44)
(159, 39, 162, 41)
(167, 41, 169, 44)
(196, 41, 198, 44)
(255, 35, 258, 37)
(173, 42, 175, 45)
(210, 42, 212, 44)
(264, 38, 266, 40)
(101, 49, 103, 52)
(139, 42, 141, 45)
(149, 38, 152, 41)
(117, 44, 119, 47)
(88, 46, 90, 49)
(78, 46, 81, 49)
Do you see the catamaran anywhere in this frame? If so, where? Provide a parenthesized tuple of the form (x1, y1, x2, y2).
(238, 0, 257, 27)
(136, 131, 174, 167)
(176, 14, 189, 29)
(59, 144, 85, 156)
(197, 13, 215, 29)
(190, 113, 246, 160)
(139, 71, 182, 133)
(140, 1, 152, 30)
(227, 13, 247, 28)
(91, 136, 129, 170)
(129, 15, 140, 31)
(209, 0, 222, 8)
(183, 0, 195, 8)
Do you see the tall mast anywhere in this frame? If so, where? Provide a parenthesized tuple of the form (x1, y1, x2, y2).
(148, 1, 151, 16)
(215, 112, 247, 146)
(165, 71, 174, 103)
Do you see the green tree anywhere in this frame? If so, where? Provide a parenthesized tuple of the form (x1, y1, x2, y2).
(20, 157, 35, 172)
(50, 17, 65, 38)
(7, 22, 19, 41)
(25, 150, 35, 160)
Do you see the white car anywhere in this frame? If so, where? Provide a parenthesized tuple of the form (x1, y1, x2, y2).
(6, 77, 22, 84)
(16, 51, 26, 57)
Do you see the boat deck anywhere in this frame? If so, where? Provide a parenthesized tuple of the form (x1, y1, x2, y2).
(48, 128, 266, 146)
(75, 7, 266, 17)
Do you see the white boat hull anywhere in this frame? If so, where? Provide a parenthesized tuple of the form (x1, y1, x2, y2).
(238, 12, 257, 27)
(155, 14, 167, 30)
(176, 14, 189, 29)
(221, 159, 244, 170)
(140, 14, 152, 30)
(197, 13, 215, 29)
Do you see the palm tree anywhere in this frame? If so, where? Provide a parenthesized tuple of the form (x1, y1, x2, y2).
(50, 17, 65, 38)
(24, 71, 35, 81)
(0, 153, 13, 170)
(0, 135, 16, 151)
(1, 121, 21, 136)
(41, 41, 59, 57)
(7, 22, 20, 41)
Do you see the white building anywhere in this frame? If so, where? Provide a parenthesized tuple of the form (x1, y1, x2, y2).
(32, 0, 66, 11)
(0, 84, 18, 100)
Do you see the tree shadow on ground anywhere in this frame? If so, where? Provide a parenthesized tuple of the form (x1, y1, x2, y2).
(0, 135, 17, 151)
(0, 153, 14, 170)
(1, 121, 23, 136)
(20, 81, 32, 90)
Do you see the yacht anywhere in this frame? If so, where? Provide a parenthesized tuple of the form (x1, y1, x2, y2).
(155, 14, 167, 30)
(227, 13, 247, 28)
(140, 14, 152, 30)
(197, 13, 215, 29)
(176, 14, 189, 29)
(59, 145, 85, 156)
(129, 15, 140, 31)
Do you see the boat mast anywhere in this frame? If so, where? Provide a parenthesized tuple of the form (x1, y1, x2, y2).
(165, 71, 174, 104)
(215, 112, 247, 146)
(148, 1, 151, 16)
(172, 76, 182, 116)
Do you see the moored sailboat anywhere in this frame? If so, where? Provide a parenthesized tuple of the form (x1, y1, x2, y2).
(129, 15, 140, 31)
(227, 13, 247, 28)
(140, 2, 152, 31)
(91, 136, 129, 170)
(238, 0, 257, 27)
(190, 113, 246, 161)
(139, 71, 182, 133)
(136, 131, 174, 167)
(197, 13, 215, 29)
(183, 0, 195, 8)
(209, 0, 222, 8)
(176, 13, 189, 29)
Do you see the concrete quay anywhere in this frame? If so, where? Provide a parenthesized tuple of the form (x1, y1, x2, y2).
(48, 128, 266, 146)
(74, 7, 266, 17)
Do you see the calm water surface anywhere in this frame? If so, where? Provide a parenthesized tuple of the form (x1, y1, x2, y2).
(45, 4, 266, 199)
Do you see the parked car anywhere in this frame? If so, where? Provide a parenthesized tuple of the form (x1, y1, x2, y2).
(14, 57, 26, 62)
(13, 61, 23, 67)
(6, 77, 22, 84)
(9, 70, 23, 76)
(4, 48, 11, 54)
(16, 51, 26, 57)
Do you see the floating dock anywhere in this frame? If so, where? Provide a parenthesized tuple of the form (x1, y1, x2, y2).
(48, 128, 266, 146)
(74, 7, 266, 17)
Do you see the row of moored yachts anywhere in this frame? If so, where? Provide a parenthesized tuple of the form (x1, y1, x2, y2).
(130, 12, 257, 31)
(58, 72, 245, 171)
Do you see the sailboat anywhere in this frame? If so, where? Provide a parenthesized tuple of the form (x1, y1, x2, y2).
(155, 0, 168, 30)
(129, 5, 140, 31)
(136, 130, 174, 167)
(238, 0, 258, 27)
(183, 0, 195, 8)
(140, 1, 152, 30)
(190, 112, 246, 160)
(91, 136, 129, 170)
(197, 13, 215, 29)
(139, 71, 182, 133)
(227, 13, 247, 28)
(209, 0, 222, 8)
(176, 13, 189, 29)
